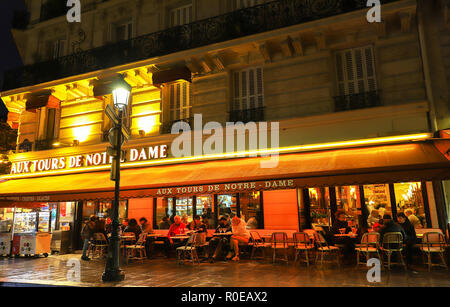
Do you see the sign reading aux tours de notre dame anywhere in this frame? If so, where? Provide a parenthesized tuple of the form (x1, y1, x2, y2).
(10, 145, 168, 175)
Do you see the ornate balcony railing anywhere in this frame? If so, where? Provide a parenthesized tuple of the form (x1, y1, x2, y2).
(34, 139, 54, 151)
(229, 107, 265, 123)
(3, 0, 400, 91)
(160, 117, 194, 134)
(333, 90, 381, 112)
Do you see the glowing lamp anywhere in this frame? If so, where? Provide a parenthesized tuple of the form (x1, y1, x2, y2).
(112, 79, 132, 110)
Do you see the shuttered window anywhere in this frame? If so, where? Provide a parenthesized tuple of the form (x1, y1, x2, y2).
(169, 81, 192, 121)
(234, 0, 261, 9)
(170, 4, 193, 27)
(335, 46, 377, 96)
(53, 39, 66, 59)
(233, 67, 264, 111)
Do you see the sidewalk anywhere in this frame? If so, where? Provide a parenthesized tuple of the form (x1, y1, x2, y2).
(0, 253, 449, 287)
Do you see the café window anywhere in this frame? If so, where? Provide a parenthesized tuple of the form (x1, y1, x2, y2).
(170, 3, 192, 27)
(97, 200, 128, 221)
(363, 184, 392, 219)
(309, 188, 331, 227)
(394, 182, 427, 228)
(335, 186, 360, 227)
(175, 197, 194, 224)
(196, 195, 214, 228)
(239, 191, 262, 229)
(233, 67, 264, 112)
(156, 198, 173, 226)
(335, 46, 377, 96)
(59, 202, 75, 231)
(218, 194, 237, 218)
(168, 81, 192, 122)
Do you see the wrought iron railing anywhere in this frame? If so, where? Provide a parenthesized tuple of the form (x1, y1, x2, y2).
(3, 0, 400, 91)
(160, 117, 194, 134)
(333, 90, 381, 112)
(34, 139, 54, 151)
(229, 107, 265, 123)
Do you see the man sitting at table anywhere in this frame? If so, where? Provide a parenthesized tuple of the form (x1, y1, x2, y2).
(331, 210, 355, 265)
(188, 215, 207, 233)
(206, 216, 232, 263)
(164, 215, 186, 258)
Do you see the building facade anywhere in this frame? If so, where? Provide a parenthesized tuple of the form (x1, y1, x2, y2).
(0, 0, 449, 248)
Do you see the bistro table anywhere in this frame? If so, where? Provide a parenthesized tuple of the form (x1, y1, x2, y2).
(213, 232, 233, 237)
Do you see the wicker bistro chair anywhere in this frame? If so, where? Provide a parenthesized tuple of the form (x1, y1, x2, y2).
(380, 232, 406, 270)
(250, 231, 271, 260)
(420, 232, 448, 271)
(314, 232, 340, 267)
(293, 232, 315, 266)
(88, 233, 108, 259)
(355, 232, 381, 266)
(176, 233, 200, 265)
(271, 232, 289, 264)
(125, 233, 147, 264)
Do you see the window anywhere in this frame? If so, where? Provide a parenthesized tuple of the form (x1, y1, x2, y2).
(363, 184, 392, 220)
(233, 67, 264, 112)
(233, 0, 261, 9)
(218, 194, 238, 218)
(175, 197, 194, 224)
(170, 4, 192, 27)
(37, 107, 60, 148)
(394, 182, 427, 228)
(112, 21, 132, 42)
(168, 81, 192, 122)
(239, 191, 262, 229)
(309, 188, 331, 227)
(196, 195, 215, 228)
(335, 186, 360, 228)
(335, 46, 377, 95)
(53, 39, 66, 59)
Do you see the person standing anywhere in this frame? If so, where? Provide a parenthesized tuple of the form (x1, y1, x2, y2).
(81, 215, 97, 261)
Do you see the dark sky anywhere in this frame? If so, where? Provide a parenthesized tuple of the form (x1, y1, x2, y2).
(0, 0, 27, 122)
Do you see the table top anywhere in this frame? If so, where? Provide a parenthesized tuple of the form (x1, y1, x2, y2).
(120, 235, 136, 240)
(213, 232, 233, 236)
(334, 233, 358, 238)
(172, 235, 190, 240)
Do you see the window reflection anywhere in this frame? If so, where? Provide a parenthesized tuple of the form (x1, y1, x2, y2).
(309, 188, 331, 227)
(335, 186, 359, 227)
(394, 182, 426, 228)
(218, 194, 237, 218)
(240, 191, 262, 229)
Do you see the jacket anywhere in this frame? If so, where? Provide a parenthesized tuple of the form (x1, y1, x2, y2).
(81, 221, 95, 240)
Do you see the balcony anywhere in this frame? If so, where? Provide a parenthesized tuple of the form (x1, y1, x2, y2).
(3, 0, 400, 91)
(333, 90, 381, 112)
(229, 107, 265, 123)
(34, 139, 55, 151)
(160, 117, 194, 134)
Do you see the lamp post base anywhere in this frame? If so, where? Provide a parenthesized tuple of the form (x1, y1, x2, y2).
(102, 268, 125, 282)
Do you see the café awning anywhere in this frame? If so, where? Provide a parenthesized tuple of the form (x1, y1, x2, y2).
(0, 141, 449, 202)
(0, 201, 47, 208)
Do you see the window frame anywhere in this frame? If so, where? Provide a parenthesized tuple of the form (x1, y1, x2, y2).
(232, 66, 264, 112)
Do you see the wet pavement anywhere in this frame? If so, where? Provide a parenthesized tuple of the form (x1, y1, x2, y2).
(0, 252, 449, 287)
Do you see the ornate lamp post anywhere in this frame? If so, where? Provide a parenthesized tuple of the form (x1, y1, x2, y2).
(102, 78, 131, 282)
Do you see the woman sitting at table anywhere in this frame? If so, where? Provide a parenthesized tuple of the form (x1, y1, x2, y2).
(164, 215, 186, 258)
(331, 211, 352, 234)
(228, 217, 250, 262)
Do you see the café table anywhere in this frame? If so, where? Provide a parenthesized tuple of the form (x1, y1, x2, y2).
(213, 232, 233, 237)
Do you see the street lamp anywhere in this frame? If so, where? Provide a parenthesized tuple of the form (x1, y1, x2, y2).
(102, 78, 131, 282)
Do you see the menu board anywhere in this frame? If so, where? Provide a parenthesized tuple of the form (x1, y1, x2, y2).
(14, 212, 37, 233)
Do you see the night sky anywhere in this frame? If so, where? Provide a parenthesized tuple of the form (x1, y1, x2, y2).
(0, 0, 28, 122)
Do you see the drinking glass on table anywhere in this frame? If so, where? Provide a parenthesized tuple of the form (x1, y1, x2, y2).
(339, 228, 346, 234)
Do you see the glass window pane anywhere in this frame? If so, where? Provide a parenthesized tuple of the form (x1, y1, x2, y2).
(218, 194, 237, 218)
(196, 195, 214, 228)
(309, 187, 331, 227)
(239, 191, 261, 229)
(0, 208, 14, 232)
(335, 186, 359, 227)
(363, 184, 392, 227)
(394, 182, 427, 228)
(176, 197, 193, 224)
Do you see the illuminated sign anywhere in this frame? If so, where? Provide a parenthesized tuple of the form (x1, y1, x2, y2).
(10, 145, 168, 175)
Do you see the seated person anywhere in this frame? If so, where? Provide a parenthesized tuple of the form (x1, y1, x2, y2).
(331, 210, 351, 234)
(188, 215, 207, 233)
(201, 214, 210, 229)
(246, 217, 258, 229)
(379, 214, 406, 248)
(206, 216, 232, 263)
(405, 209, 423, 229)
(123, 218, 142, 241)
(331, 211, 354, 264)
(139, 217, 153, 233)
(164, 215, 186, 257)
(158, 216, 171, 230)
(367, 209, 380, 228)
(228, 216, 250, 262)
